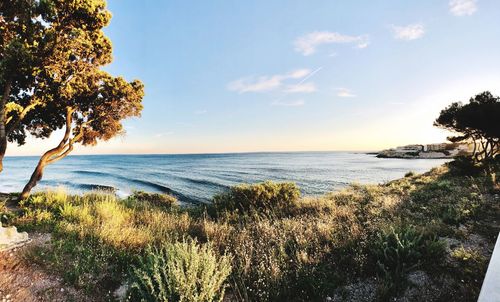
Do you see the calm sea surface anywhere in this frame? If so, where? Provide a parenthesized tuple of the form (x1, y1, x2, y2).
(0, 152, 449, 203)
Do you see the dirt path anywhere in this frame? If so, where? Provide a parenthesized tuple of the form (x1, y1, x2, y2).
(0, 233, 88, 302)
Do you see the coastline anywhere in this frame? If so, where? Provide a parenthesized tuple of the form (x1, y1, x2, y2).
(0, 152, 449, 203)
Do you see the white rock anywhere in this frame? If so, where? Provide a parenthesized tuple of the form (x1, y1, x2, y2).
(0, 222, 30, 252)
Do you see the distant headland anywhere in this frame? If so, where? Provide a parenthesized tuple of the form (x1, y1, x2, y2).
(376, 143, 471, 159)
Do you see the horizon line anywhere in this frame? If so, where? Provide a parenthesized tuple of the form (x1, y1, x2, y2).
(5, 149, 379, 158)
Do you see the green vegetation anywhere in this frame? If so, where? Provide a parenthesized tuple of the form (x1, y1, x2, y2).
(1, 3, 497, 300)
(372, 226, 445, 299)
(404, 171, 416, 178)
(434, 91, 499, 163)
(2, 161, 497, 301)
(0, 0, 144, 198)
(212, 181, 300, 218)
(129, 191, 178, 209)
(128, 240, 232, 302)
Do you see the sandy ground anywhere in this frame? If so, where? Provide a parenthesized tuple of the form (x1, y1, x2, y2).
(0, 233, 88, 302)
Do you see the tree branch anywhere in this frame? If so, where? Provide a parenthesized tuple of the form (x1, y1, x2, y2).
(46, 117, 90, 165)
(6, 98, 41, 134)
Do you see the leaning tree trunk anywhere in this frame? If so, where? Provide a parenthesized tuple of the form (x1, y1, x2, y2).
(20, 157, 48, 200)
(0, 80, 12, 173)
(19, 107, 80, 200)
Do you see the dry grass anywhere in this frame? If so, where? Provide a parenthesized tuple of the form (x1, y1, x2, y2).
(11, 162, 499, 301)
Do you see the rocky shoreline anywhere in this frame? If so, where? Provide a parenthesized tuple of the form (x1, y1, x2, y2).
(375, 150, 454, 159)
(375, 142, 470, 159)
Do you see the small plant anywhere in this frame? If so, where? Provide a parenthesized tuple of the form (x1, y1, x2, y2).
(128, 239, 232, 302)
(451, 246, 487, 276)
(130, 191, 178, 209)
(372, 225, 445, 299)
(440, 195, 480, 224)
(213, 181, 300, 217)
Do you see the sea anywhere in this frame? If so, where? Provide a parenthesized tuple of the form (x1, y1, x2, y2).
(0, 152, 450, 204)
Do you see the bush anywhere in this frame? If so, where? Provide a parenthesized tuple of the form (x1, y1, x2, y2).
(130, 191, 178, 209)
(440, 195, 481, 224)
(372, 225, 445, 298)
(128, 239, 232, 302)
(404, 171, 416, 178)
(20, 187, 69, 212)
(447, 156, 482, 176)
(450, 246, 487, 279)
(213, 181, 300, 217)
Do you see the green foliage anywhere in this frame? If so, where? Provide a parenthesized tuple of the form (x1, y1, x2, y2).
(14, 188, 66, 230)
(27, 235, 131, 298)
(447, 156, 482, 176)
(213, 181, 300, 217)
(130, 191, 178, 209)
(410, 179, 454, 204)
(404, 171, 416, 178)
(450, 246, 487, 279)
(434, 91, 500, 163)
(441, 195, 481, 224)
(128, 239, 232, 302)
(372, 226, 445, 298)
(2, 0, 145, 198)
(10, 165, 498, 302)
(20, 187, 69, 211)
(1, 0, 143, 174)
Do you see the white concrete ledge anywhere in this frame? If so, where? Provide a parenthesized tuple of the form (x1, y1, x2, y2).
(478, 232, 500, 302)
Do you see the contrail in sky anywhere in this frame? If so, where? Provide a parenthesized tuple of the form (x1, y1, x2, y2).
(271, 66, 323, 106)
(298, 66, 323, 85)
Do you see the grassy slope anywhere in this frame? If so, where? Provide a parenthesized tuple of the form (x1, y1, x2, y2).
(0, 163, 499, 301)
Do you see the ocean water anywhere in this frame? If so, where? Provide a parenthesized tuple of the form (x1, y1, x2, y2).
(0, 152, 449, 203)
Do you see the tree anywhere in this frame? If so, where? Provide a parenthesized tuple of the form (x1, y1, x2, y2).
(434, 91, 500, 163)
(0, 0, 47, 172)
(14, 0, 144, 199)
(20, 72, 143, 199)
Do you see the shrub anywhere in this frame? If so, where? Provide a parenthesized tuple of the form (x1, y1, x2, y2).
(20, 187, 69, 212)
(441, 195, 480, 225)
(128, 239, 232, 302)
(451, 246, 487, 277)
(51, 236, 130, 293)
(213, 181, 300, 217)
(404, 171, 416, 178)
(130, 191, 178, 209)
(449, 245, 488, 299)
(372, 225, 445, 298)
(447, 156, 482, 176)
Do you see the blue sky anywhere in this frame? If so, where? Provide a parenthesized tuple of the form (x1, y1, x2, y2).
(10, 0, 500, 155)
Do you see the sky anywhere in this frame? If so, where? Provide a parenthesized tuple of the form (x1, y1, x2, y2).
(8, 0, 500, 156)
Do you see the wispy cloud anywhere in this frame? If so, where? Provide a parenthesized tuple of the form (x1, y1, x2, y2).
(390, 24, 425, 41)
(294, 31, 369, 56)
(336, 88, 356, 98)
(271, 99, 305, 107)
(284, 82, 317, 93)
(227, 68, 315, 93)
(449, 0, 477, 16)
